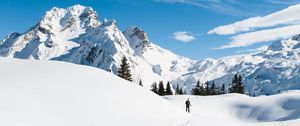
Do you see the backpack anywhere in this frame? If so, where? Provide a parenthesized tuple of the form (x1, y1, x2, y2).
(185, 101, 190, 106)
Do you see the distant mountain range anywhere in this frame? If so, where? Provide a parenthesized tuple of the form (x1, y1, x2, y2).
(1, 5, 299, 95)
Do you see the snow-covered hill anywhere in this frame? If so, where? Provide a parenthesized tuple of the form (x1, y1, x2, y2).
(0, 4, 299, 95)
(0, 57, 184, 126)
(0, 57, 299, 126)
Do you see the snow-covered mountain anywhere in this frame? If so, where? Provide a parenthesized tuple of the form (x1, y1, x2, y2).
(175, 35, 300, 96)
(0, 4, 299, 95)
(0, 5, 194, 87)
(0, 5, 100, 59)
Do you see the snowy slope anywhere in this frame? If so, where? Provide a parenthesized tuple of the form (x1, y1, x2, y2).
(0, 57, 299, 126)
(165, 92, 300, 126)
(0, 57, 185, 126)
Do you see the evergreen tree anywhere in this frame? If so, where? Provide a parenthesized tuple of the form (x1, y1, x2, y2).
(204, 81, 210, 95)
(165, 82, 173, 95)
(139, 80, 143, 86)
(199, 83, 205, 96)
(175, 84, 180, 95)
(210, 81, 216, 95)
(151, 82, 158, 94)
(175, 84, 184, 95)
(158, 81, 165, 96)
(178, 88, 184, 95)
(192, 80, 201, 95)
(117, 56, 133, 82)
(229, 74, 238, 93)
(229, 74, 245, 94)
(236, 75, 245, 94)
(220, 83, 225, 94)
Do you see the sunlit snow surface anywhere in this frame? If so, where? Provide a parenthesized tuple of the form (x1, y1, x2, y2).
(0, 57, 183, 126)
(0, 57, 299, 126)
(165, 92, 300, 126)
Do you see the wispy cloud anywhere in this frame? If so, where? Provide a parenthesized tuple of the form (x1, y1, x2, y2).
(209, 3, 300, 49)
(173, 31, 195, 42)
(215, 24, 300, 49)
(208, 4, 300, 35)
(155, 0, 300, 17)
(235, 45, 268, 54)
(156, 0, 244, 16)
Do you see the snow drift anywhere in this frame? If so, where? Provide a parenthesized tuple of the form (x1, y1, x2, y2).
(165, 92, 300, 126)
(0, 57, 184, 126)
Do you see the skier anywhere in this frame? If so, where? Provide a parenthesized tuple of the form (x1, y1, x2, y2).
(185, 98, 191, 113)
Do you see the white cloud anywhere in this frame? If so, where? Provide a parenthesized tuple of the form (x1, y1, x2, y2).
(155, 0, 300, 48)
(208, 4, 300, 35)
(156, 0, 300, 17)
(207, 3, 300, 49)
(235, 45, 268, 54)
(215, 24, 300, 49)
(173, 32, 195, 42)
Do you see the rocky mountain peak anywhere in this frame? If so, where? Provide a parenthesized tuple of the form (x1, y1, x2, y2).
(268, 35, 300, 52)
(39, 4, 100, 34)
(292, 34, 300, 41)
(123, 26, 151, 55)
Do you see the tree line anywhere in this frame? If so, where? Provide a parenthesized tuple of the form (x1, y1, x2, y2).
(150, 81, 174, 96)
(117, 56, 245, 96)
(191, 74, 245, 96)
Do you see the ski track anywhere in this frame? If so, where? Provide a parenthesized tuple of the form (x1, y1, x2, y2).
(167, 95, 300, 126)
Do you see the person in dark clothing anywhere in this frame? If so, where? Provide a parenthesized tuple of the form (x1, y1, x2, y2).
(185, 98, 191, 113)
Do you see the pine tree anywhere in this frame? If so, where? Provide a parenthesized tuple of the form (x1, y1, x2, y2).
(175, 84, 184, 95)
(229, 74, 238, 93)
(118, 56, 133, 82)
(192, 80, 201, 95)
(165, 82, 173, 95)
(151, 82, 158, 94)
(236, 75, 245, 94)
(178, 88, 184, 95)
(204, 81, 210, 95)
(199, 83, 205, 96)
(229, 74, 245, 94)
(210, 81, 216, 95)
(139, 80, 143, 86)
(175, 84, 180, 95)
(158, 81, 165, 96)
(220, 83, 225, 94)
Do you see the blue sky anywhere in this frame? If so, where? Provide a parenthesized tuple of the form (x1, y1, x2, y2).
(1, 0, 300, 60)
